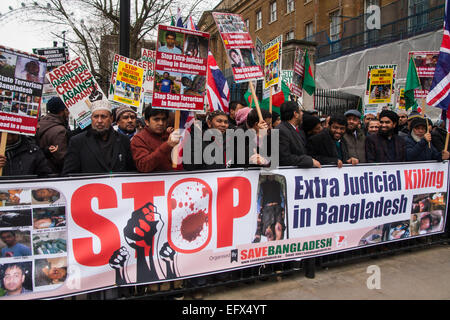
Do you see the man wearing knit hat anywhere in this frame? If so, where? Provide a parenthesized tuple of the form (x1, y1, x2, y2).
(114, 105, 137, 140)
(365, 109, 406, 163)
(36, 97, 70, 173)
(62, 100, 135, 175)
(405, 117, 449, 161)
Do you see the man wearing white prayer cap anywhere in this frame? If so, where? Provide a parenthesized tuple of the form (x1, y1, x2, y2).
(61, 100, 135, 175)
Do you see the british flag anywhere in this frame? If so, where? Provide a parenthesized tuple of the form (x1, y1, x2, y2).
(206, 51, 230, 113)
(426, 0, 450, 110)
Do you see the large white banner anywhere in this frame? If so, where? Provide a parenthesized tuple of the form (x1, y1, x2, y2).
(0, 162, 447, 299)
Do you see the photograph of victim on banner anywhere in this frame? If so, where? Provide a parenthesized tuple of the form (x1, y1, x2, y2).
(263, 35, 282, 89)
(1, 162, 447, 300)
(291, 47, 306, 97)
(47, 57, 107, 129)
(152, 25, 209, 111)
(408, 51, 439, 99)
(0, 46, 47, 135)
(140, 48, 156, 106)
(212, 12, 264, 83)
(33, 47, 69, 95)
(365, 64, 397, 110)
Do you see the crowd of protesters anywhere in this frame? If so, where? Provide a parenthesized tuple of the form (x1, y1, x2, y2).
(0, 96, 449, 178)
(1, 96, 449, 299)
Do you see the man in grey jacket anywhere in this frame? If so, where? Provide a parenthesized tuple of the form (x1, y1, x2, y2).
(343, 109, 366, 163)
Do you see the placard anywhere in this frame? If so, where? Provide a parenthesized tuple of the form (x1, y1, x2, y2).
(47, 57, 107, 129)
(152, 25, 209, 111)
(0, 46, 47, 135)
(212, 12, 264, 83)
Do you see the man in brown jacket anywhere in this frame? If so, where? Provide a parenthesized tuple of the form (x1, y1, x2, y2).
(36, 97, 70, 173)
(130, 106, 181, 172)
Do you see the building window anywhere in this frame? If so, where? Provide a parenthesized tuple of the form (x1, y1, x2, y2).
(287, 0, 295, 13)
(256, 10, 262, 30)
(286, 30, 294, 41)
(305, 22, 314, 41)
(269, 2, 277, 23)
(329, 10, 341, 53)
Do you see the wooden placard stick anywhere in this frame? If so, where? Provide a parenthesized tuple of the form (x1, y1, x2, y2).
(249, 81, 263, 122)
(0, 132, 7, 176)
(269, 86, 273, 114)
(444, 132, 450, 152)
(421, 99, 431, 148)
(172, 110, 181, 168)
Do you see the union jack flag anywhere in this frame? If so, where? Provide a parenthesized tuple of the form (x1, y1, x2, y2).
(426, 0, 450, 110)
(206, 51, 230, 113)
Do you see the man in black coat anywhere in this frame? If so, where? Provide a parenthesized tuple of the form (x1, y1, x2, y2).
(307, 114, 359, 167)
(276, 101, 321, 168)
(62, 100, 135, 175)
(0, 133, 52, 177)
(365, 110, 406, 163)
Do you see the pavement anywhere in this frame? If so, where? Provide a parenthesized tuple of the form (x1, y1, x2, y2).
(190, 243, 450, 300)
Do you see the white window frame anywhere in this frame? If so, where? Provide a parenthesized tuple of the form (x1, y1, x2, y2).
(286, 30, 294, 41)
(269, 2, 277, 23)
(287, 0, 295, 13)
(305, 21, 314, 41)
(256, 10, 262, 30)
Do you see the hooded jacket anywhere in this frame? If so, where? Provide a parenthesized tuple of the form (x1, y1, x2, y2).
(36, 113, 70, 173)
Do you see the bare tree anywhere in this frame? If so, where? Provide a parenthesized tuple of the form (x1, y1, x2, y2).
(14, 0, 205, 88)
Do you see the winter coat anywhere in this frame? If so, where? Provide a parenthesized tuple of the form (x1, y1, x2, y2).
(36, 113, 70, 173)
(2, 137, 52, 177)
(61, 128, 135, 175)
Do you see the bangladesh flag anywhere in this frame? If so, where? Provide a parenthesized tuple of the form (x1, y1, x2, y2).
(244, 80, 291, 114)
(404, 56, 421, 111)
(303, 48, 315, 96)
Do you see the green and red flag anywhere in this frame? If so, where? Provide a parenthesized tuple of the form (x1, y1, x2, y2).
(303, 48, 315, 95)
(244, 80, 291, 114)
(404, 56, 421, 111)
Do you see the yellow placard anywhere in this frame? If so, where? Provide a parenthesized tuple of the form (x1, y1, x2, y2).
(368, 68, 394, 104)
(113, 60, 144, 107)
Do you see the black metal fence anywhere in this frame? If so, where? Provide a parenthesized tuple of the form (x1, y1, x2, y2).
(314, 89, 362, 117)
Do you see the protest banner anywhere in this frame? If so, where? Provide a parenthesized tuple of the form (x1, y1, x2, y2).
(364, 64, 397, 111)
(263, 35, 282, 89)
(291, 48, 305, 97)
(212, 12, 264, 83)
(0, 161, 447, 299)
(0, 46, 47, 136)
(33, 47, 69, 95)
(47, 57, 107, 129)
(408, 51, 439, 99)
(140, 48, 156, 106)
(152, 25, 209, 112)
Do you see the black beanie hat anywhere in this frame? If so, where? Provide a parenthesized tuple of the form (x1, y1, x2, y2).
(47, 97, 66, 114)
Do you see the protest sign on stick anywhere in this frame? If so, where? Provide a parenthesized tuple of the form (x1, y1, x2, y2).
(212, 12, 264, 83)
(47, 57, 107, 129)
(152, 25, 210, 112)
(0, 46, 47, 136)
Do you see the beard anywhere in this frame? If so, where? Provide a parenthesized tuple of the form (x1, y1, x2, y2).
(379, 127, 395, 137)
